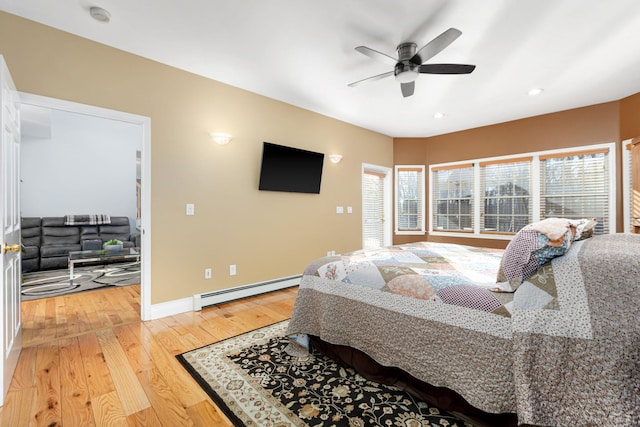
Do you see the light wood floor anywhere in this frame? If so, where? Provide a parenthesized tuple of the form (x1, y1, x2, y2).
(0, 285, 298, 426)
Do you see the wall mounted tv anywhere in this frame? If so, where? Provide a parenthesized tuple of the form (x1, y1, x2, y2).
(258, 142, 325, 194)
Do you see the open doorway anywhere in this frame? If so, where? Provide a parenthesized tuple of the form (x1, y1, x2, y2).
(18, 93, 151, 320)
(362, 163, 392, 249)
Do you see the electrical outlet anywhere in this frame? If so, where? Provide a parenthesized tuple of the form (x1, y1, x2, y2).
(186, 203, 195, 216)
(204, 268, 212, 279)
(229, 264, 237, 276)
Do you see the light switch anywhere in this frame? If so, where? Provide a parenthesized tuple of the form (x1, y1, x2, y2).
(186, 203, 195, 215)
(347, 206, 353, 214)
(336, 206, 344, 214)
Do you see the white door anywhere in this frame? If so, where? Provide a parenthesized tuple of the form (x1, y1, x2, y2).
(362, 164, 392, 249)
(0, 55, 22, 407)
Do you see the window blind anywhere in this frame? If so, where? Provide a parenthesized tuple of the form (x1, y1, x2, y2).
(363, 171, 385, 249)
(431, 165, 474, 232)
(396, 166, 424, 232)
(540, 150, 609, 234)
(480, 159, 532, 233)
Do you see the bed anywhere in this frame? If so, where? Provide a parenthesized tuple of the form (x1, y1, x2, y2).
(286, 230, 640, 426)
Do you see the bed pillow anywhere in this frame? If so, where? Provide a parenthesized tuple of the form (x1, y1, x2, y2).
(493, 218, 596, 292)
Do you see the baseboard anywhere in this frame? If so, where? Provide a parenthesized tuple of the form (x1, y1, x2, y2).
(145, 275, 301, 320)
(147, 297, 193, 320)
(193, 275, 301, 311)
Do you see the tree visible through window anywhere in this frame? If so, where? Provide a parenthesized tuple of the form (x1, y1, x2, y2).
(480, 158, 532, 233)
(427, 143, 615, 237)
(431, 165, 473, 232)
(541, 149, 609, 234)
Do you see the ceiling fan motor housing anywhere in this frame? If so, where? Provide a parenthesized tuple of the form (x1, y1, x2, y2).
(394, 62, 419, 83)
(395, 43, 419, 83)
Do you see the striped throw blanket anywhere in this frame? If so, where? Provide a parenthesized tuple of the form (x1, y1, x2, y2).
(64, 214, 111, 225)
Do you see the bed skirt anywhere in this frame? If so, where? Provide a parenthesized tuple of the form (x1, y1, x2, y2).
(309, 336, 518, 427)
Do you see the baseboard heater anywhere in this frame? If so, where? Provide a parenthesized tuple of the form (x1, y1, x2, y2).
(192, 274, 301, 311)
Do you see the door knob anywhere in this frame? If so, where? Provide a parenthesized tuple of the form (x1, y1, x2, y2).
(2, 243, 21, 254)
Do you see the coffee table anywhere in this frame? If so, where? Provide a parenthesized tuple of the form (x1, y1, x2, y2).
(68, 247, 140, 285)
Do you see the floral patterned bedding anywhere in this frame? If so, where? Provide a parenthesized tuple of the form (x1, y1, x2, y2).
(287, 235, 640, 426)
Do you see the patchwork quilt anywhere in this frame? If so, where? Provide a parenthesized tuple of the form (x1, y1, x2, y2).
(287, 235, 640, 426)
(303, 242, 513, 317)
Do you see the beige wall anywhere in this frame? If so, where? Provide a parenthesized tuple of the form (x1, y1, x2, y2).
(394, 101, 625, 249)
(0, 12, 393, 304)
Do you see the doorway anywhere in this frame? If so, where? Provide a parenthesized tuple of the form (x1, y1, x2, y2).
(362, 163, 392, 249)
(19, 93, 151, 319)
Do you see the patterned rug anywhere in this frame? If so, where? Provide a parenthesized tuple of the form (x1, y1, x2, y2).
(177, 321, 472, 427)
(21, 261, 140, 301)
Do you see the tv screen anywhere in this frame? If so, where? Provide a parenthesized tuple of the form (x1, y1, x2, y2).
(258, 142, 324, 194)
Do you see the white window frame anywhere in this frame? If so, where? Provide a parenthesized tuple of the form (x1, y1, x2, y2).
(394, 165, 425, 235)
(622, 138, 633, 233)
(429, 142, 616, 240)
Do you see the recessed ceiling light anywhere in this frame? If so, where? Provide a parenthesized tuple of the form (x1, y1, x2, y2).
(528, 88, 543, 96)
(433, 112, 444, 119)
(90, 6, 111, 23)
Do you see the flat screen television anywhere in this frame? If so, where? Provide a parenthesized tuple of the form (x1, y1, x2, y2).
(258, 142, 325, 194)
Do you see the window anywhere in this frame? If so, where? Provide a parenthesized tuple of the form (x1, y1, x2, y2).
(480, 158, 532, 233)
(429, 143, 615, 239)
(362, 170, 386, 249)
(431, 164, 473, 232)
(395, 166, 425, 234)
(540, 149, 609, 234)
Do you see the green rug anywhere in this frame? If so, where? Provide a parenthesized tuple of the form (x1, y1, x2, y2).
(177, 321, 472, 427)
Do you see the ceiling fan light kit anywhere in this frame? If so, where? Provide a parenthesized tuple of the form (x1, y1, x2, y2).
(349, 27, 475, 98)
(89, 6, 111, 23)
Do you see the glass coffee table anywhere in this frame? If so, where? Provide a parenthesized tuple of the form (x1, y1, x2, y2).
(68, 247, 140, 285)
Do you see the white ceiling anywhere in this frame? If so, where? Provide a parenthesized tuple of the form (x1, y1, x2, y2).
(2, 0, 640, 137)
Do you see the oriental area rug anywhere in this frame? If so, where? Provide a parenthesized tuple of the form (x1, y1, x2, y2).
(176, 320, 472, 427)
(21, 261, 140, 301)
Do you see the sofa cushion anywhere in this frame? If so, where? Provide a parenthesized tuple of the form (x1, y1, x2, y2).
(22, 246, 39, 260)
(22, 258, 39, 273)
(40, 257, 69, 270)
(41, 244, 81, 258)
(21, 217, 42, 247)
(22, 217, 42, 228)
(98, 217, 133, 243)
(42, 220, 80, 245)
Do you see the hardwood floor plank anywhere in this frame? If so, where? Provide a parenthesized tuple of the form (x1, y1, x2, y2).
(32, 342, 62, 427)
(59, 337, 94, 427)
(78, 332, 117, 397)
(91, 391, 128, 427)
(0, 387, 35, 426)
(185, 400, 233, 427)
(136, 366, 195, 426)
(127, 322, 209, 408)
(8, 345, 37, 391)
(4, 284, 299, 426)
(96, 328, 151, 415)
(126, 407, 163, 427)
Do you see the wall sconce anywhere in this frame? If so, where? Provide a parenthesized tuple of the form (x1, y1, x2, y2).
(211, 132, 232, 145)
(328, 154, 343, 164)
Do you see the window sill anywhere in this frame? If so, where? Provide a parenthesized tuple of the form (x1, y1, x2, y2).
(395, 230, 426, 236)
(428, 231, 514, 241)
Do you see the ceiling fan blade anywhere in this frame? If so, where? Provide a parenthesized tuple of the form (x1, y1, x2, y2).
(401, 81, 415, 97)
(348, 71, 394, 87)
(411, 27, 462, 65)
(355, 46, 397, 66)
(419, 64, 476, 74)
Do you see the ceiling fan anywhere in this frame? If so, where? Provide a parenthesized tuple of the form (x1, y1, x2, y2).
(348, 27, 475, 97)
